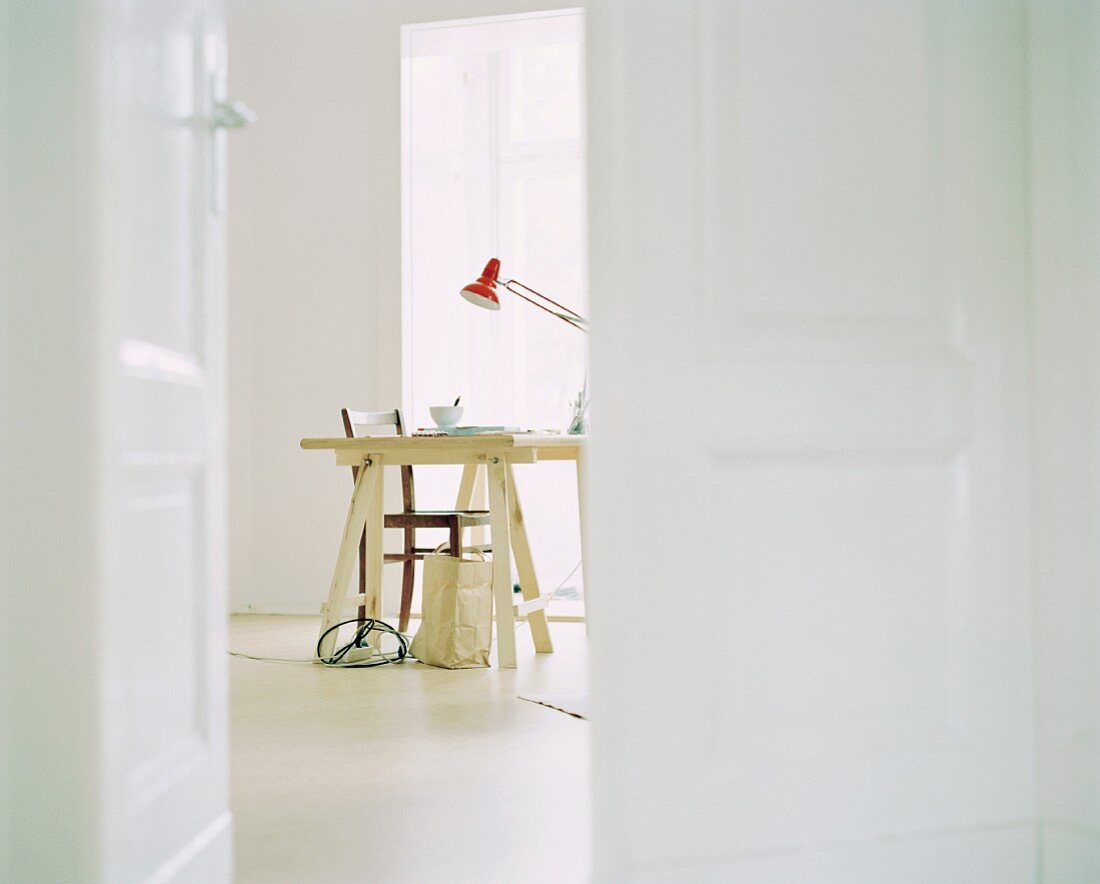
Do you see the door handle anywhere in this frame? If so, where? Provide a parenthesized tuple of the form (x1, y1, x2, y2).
(208, 97, 255, 214)
(210, 99, 256, 129)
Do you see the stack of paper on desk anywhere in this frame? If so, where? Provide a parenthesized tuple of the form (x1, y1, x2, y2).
(414, 426, 523, 436)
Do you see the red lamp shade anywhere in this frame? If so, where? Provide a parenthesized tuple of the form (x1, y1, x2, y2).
(459, 258, 502, 310)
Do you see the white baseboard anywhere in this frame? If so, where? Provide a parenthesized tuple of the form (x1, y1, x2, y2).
(230, 604, 321, 616)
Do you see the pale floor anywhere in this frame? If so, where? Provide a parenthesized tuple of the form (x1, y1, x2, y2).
(229, 615, 591, 883)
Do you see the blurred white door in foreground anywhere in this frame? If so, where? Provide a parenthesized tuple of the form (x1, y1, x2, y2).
(589, 1, 1036, 880)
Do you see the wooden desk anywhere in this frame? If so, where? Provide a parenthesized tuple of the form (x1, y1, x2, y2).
(300, 433, 587, 668)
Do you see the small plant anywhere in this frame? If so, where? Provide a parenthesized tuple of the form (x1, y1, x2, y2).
(567, 377, 589, 435)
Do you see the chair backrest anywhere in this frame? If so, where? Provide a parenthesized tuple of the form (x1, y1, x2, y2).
(341, 407, 415, 512)
(340, 408, 408, 438)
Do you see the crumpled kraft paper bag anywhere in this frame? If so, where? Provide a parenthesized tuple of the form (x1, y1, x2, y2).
(409, 552, 493, 669)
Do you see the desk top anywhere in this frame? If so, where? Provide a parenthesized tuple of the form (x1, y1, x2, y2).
(300, 433, 585, 465)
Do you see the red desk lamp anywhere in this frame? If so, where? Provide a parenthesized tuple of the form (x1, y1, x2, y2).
(460, 257, 590, 433)
(460, 258, 589, 333)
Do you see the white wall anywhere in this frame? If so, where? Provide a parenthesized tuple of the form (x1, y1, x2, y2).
(1029, 1, 1100, 877)
(227, 0, 392, 613)
(227, 0, 576, 614)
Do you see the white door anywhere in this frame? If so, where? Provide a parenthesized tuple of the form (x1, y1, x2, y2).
(100, 0, 233, 879)
(588, 1, 1034, 880)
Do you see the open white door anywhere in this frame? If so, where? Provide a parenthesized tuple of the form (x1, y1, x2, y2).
(100, 1, 232, 879)
(589, 1, 1034, 879)
(3, 1, 232, 880)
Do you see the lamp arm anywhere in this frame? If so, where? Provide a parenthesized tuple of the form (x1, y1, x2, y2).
(502, 279, 589, 333)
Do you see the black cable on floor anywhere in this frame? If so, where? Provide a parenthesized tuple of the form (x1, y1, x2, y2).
(316, 618, 409, 667)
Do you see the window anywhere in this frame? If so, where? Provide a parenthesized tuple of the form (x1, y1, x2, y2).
(402, 9, 586, 614)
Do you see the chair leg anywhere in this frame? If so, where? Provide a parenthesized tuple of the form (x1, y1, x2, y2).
(357, 530, 367, 628)
(399, 560, 415, 634)
(399, 528, 415, 634)
(448, 522, 461, 558)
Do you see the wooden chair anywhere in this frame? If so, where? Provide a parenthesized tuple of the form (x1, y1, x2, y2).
(341, 407, 491, 633)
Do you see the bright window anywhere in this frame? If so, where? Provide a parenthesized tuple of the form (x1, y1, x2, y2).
(401, 9, 587, 614)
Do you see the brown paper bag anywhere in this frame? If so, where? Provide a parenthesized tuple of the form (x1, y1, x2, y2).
(409, 549, 493, 669)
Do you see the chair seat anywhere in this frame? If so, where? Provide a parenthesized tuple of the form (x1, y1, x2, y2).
(383, 510, 490, 529)
(384, 546, 491, 562)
